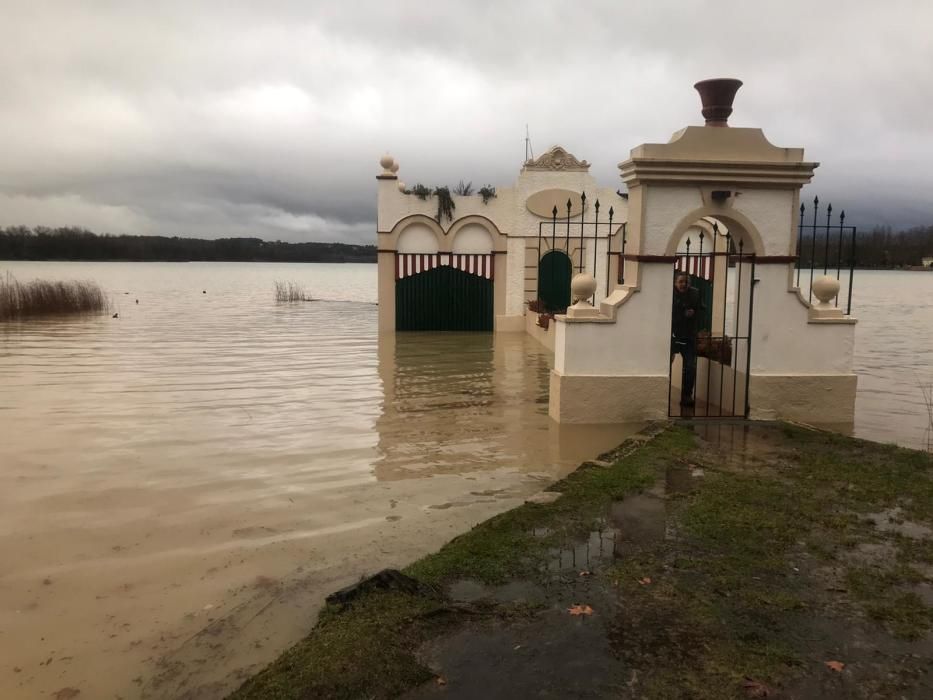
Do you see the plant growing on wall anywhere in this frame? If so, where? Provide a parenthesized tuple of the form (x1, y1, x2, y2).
(479, 185, 497, 204)
(410, 184, 432, 200)
(434, 186, 455, 223)
(401, 183, 457, 222)
(453, 180, 474, 196)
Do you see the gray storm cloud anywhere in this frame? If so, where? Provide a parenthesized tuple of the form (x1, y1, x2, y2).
(1, 0, 931, 243)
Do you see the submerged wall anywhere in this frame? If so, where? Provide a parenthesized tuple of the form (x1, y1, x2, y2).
(376, 147, 627, 334)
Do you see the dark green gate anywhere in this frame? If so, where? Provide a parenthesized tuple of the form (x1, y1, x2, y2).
(538, 250, 572, 312)
(396, 265, 493, 331)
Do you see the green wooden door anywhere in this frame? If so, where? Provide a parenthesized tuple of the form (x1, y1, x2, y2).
(396, 266, 493, 331)
(694, 277, 714, 331)
(538, 251, 572, 313)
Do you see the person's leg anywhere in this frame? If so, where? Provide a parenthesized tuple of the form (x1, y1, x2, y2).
(682, 337, 697, 404)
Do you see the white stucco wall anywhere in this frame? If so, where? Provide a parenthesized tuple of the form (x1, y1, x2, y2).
(750, 266, 855, 374)
(555, 265, 673, 376)
(642, 187, 703, 255)
(505, 236, 527, 315)
(732, 190, 796, 256)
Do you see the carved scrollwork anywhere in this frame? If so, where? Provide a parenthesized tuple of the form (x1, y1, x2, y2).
(523, 145, 590, 171)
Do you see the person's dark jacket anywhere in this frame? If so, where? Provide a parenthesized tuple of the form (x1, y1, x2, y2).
(672, 286, 702, 339)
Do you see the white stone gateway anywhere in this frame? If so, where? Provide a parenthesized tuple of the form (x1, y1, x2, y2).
(376, 79, 858, 428)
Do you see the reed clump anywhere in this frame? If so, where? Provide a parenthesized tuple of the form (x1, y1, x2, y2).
(274, 281, 313, 302)
(920, 382, 933, 454)
(1, 273, 108, 319)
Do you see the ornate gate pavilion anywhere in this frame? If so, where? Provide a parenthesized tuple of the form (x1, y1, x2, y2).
(376, 79, 858, 428)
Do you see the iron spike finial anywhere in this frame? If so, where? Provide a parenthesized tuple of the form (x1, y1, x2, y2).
(699, 230, 705, 240)
(814, 195, 819, 206)
(581, 191, 587, 203)
(840, 210, 846, 222)
(608, 206, 614, 219)
(738, 238, 744, 252)
(713, 222, 719, 234)
(827, 203, 833, 214)
(566, 198, 572, 212)
(594, 199, 600, 212)
(552, 205, 558, 217)
(800, 203, 805, 213)
(686, 237, 691, 250)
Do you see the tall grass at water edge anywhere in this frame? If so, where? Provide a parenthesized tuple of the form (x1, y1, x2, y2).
(274, 281, 313, 302)
(920, 382, 933, 454)
(1, 272, 108, 319)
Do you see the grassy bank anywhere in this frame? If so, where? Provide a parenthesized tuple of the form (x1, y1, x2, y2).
(232, 423, 933, 699)
(0, 273, 108, 319)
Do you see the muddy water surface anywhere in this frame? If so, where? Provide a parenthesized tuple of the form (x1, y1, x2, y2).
(0, 262, 633, 699)
(1, 262, 930, 699)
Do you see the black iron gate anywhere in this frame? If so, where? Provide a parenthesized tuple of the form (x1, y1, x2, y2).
(534, 193, 627, 310)
(395, 253, 493, 331)
(669, 229, 756, 418)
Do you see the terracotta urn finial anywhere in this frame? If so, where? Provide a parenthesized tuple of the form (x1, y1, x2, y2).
(693, 78, 743, 127)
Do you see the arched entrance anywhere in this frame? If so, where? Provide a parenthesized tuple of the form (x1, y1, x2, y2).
(392, 218, 497, 332)
(668, 217, 756, 418)
(538, 250, 572, 313)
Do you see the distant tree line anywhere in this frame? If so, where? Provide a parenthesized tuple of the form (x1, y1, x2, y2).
(850, 225, 933, 268)
(797, 224, 933, 270)
(1, 223, 930, 268)
(0, 226, 377, 263)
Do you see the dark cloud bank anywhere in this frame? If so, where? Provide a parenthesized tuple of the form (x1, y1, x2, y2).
(1, 1, 931, 244)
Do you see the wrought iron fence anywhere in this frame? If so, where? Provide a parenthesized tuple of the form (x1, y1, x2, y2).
(795, 196, 856, 315)
(534, 193, 626, 309)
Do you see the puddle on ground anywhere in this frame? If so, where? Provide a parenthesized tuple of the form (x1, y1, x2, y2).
(691, 421, 792, 470)
(538, 466, 703, 574)
(448, 579, 547, 605)
(866, 507, 933, 540)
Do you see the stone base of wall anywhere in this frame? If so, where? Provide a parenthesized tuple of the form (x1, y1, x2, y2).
(749, 374, 858, 424)
(525, 311, 555, 351)
(549, 371, 669, 424)
(495, 314, 525, 333)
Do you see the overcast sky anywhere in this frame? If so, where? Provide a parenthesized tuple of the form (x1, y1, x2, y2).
(1, 1, 931, 243)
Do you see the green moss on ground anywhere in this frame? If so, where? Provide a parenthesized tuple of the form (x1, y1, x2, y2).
(231, 423, 933, 700)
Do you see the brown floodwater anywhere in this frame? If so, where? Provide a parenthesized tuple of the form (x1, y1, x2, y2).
(0, 261, 636, 699)
(0, 262, 930, 699)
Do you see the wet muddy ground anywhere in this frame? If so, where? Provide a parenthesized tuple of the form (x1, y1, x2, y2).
(234, 422, 933, 699)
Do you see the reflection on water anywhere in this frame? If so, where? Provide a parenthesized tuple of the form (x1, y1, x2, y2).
(0, 261, 633, 700)
(376, 332, 622, 480)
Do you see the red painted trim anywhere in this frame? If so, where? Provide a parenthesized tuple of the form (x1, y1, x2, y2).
(623, 254, 677, 263)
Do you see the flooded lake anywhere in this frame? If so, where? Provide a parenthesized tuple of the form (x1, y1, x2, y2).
(0, 261, 632, 700)
(0, 261, 930, 699)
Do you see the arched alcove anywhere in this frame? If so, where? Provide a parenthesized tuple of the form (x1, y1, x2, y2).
(452, 223, 494, 254)
(397, 222, 440, 253)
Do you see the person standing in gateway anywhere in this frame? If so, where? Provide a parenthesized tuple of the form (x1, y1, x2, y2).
(671, 271, 703, 407)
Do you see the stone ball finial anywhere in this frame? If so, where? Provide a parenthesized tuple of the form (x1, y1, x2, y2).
(379, 153, 396, 176)
(812, 275, 841, 307)
(571, 273, 598, 304)
(390, 161, 399, 174)
(397, 181, 406, 192)
(694, 78, 743, 127)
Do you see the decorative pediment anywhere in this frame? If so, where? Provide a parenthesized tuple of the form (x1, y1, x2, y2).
(523, 145, 590, 172)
